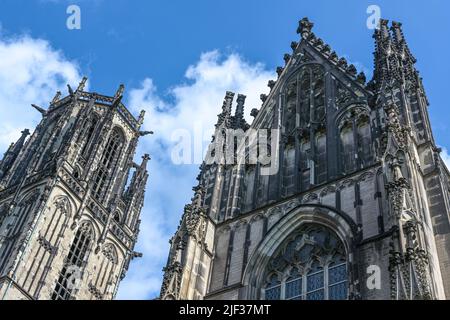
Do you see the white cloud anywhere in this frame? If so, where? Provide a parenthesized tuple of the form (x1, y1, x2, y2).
(0, 34, 84, 151)
(116, 50, 274, 299)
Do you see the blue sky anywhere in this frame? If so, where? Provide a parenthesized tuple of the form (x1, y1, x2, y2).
(0, 0, 449, 299)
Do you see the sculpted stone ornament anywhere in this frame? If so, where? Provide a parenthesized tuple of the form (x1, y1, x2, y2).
(297, 17, 314, 40)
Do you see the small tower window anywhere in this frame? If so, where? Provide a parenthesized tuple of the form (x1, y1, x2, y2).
(78, 114, 99, 159)
(92, 128, 125, 201)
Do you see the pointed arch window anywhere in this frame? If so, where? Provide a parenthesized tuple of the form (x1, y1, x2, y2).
(340, 122, 356, 173)
(339, 109, 373, 174)
(263, 224, 348, 300)
(52, 222, 94, 300)
(299, 68, 311, 126)
(357, 116, 372, 167)
(315, 132, 327, 184)
(79, 113, 99, 158)
(92, 128, 125, 201)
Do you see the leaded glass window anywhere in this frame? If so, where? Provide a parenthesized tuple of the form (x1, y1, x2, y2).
(264, 274, 281, 300)
(263, 224, 348, 300)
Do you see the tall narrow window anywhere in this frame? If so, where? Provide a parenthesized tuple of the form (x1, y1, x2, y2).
(92, 128, 124, 201)
(282, 145, 296, 197)
(79, 114, 99, 158)
(340, 123, 356, 173)
(357, 118, 372, 168)
(313, 75, 325, 122)
(52, 223, 93, 300)
(315, 132, 327, 184)
(299, 69, 311, 127)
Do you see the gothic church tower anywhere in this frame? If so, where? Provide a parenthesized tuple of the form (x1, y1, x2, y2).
(161, 18, 450, 300)
(0, 78, 150, 300)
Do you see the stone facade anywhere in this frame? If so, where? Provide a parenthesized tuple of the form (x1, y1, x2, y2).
(0, 79, 150, 300)
(160, 18, 450, 300)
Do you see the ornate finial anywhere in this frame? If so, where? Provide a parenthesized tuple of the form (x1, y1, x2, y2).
(338, 57, 348, 68)
(276, 66, 284, 77)
(347, 64, 357, 76)
(250, 108, 259, 118)
(356, 72, 366, 84)
(191, 185, 205, 208)
(297, 17, 314, 39)
(21, 129, 30, 136)
(138, 109, 146, 126)
(115, 84, 125, 100)
(267, 80, 276, 89)
(216, 91, 234, 128)
(322, 44, 331, 54)
(140, 154, 151, 170)
(329, 51, 338, 62)
(260, 94, 268, 103)
(76, 77, 88, 92)
(283, 54, 291, 65)
(51, 91, 61, 105)
(291, 41, 298, 51)
(378, 19, 390, 40)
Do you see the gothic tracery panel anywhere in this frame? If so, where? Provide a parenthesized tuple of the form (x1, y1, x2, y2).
(263, 224, 348, 300)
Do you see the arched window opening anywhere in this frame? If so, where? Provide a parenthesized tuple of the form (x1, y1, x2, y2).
(357, 117, 372, 168)
(313, 77, 325, 122)
(263, 224, 348, 300)
(299, 69, 311, 126)
(282, 145, 296, 197)
(52, 223, 93, 300)
(81, 115, 98, 158)
(79, 114, 99, 158)
(338, 109, 372, 174)
(92, 128, 125, 201)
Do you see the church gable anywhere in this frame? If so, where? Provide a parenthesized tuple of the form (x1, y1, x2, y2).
(253, 18, 372, 133)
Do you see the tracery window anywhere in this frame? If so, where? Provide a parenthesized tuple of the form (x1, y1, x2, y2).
(263, 224, 348, 300)
(78, 113, 99, 158)
(92, 128, 125, 201)
(357, 116, 372, 167)
(338, 109, 372, 174)
(51, 222, 93, 300)
(340, 122, 355, 173)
